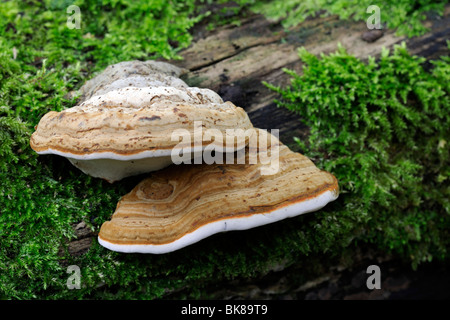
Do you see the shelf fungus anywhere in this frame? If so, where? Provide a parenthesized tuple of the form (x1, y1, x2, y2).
(98, 129, 339, 254)
(29, 60, 254, 182)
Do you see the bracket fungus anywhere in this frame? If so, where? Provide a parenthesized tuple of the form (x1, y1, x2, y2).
(98, 129, 339, 254)
(30, 61, 254, 182)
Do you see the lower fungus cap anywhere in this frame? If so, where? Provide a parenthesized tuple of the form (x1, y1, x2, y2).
(97, 129, 339, 253)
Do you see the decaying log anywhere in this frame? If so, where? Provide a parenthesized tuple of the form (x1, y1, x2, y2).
(175, 5, 449, 146)
(67, 5, 449, 258)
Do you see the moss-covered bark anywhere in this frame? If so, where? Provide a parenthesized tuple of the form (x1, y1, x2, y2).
(0, 0, 448, 299)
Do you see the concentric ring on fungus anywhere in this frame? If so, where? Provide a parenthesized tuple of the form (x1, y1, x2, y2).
(30, 60, 254, 182)
(98, 129, 339, 254)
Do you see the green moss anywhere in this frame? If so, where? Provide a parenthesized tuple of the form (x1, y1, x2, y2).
(264, 42, 450, 269)
(235, 0, 446, 37)
(0, 0, 206, 299)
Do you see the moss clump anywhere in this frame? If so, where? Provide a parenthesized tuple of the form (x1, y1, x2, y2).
(0, 0, 204, 299)
(234, 0, 446, 37)
(264, 42, 450, 269)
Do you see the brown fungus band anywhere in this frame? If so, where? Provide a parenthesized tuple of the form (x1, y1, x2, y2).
(30, 60, 254, 182)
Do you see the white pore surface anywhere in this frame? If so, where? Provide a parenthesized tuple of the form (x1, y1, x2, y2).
(67, 156, 175, 183)
(97, 189, 339, 254)
(40, 144, 247, 182)
(38, 146, 193, 160)
(36, 143, 244, 161)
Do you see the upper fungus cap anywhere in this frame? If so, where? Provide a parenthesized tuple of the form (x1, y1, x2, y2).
(77, 60, 188, 102)
(98, 129, 339, 254)
(30, 60, 254, 182)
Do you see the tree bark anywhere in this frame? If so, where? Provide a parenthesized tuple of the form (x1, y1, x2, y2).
(174, 6, 449, 146)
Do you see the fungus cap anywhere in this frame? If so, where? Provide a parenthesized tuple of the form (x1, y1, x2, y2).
(30, 60, 254, 182)
(98, 129, 339, 253)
